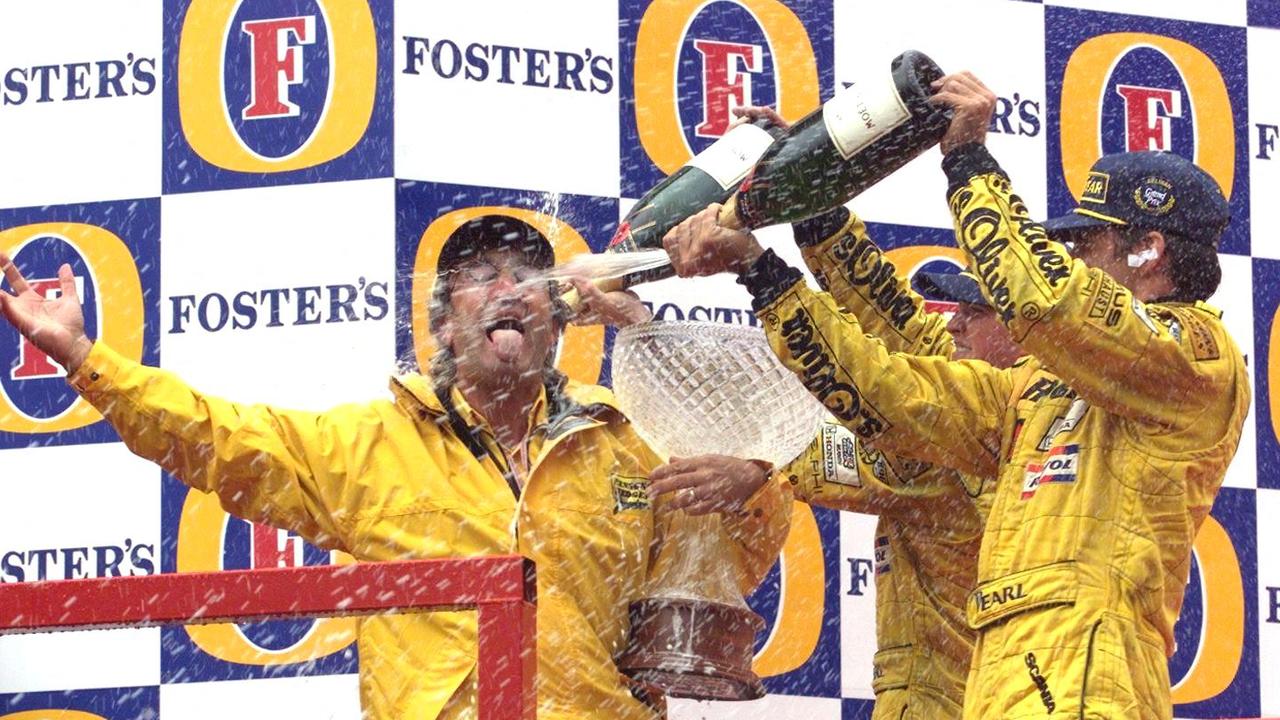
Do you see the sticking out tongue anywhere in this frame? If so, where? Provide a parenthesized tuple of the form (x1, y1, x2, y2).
(491, 328, 524, 361)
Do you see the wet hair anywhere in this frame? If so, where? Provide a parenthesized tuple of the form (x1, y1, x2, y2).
(427, 266, 572, 402)
(1113, 226, 1221, 303)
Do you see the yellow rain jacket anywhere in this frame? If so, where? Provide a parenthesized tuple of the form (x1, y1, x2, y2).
(739, 144, 1248, 719)
(785, 207, 991, 719)
(68, 343, 791, 720)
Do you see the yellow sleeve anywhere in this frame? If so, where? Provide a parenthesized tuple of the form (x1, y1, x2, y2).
(794, 206, 955, 357)
(741, 258, 1010, 478)
(721, 470, 793, 594)
(68, 342, 400, 551)
(944, 144, 1239, 425)
(781, 421, 983, 516)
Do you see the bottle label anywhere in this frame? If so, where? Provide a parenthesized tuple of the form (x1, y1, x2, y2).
(685, 123, 776, 190)
(822, 72, 911, 160)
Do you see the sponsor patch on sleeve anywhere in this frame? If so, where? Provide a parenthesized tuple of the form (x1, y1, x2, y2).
(612, 473, 650, 512)
(1184, 314, 1221, 362)
(1084, 273, 1124, 328)
(874, 535, 890, 575)
(821, 424, 862, 487)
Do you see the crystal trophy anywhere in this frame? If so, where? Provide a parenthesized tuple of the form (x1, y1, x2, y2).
(611, 320, 825, 700)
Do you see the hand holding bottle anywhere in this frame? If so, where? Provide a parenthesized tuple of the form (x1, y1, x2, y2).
(728, 105, 791, 132)
(662, 204, 764, 278)
(930, 71, 998, 154)
(566, 277, 652, 327)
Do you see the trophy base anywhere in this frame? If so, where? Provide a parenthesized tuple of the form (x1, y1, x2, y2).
(617, 597, 766, 701)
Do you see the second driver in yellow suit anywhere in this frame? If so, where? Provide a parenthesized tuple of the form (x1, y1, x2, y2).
(660, 200, 1023, 719)
(651, 104, 1019, 719)
(663, 73, 1250, 719)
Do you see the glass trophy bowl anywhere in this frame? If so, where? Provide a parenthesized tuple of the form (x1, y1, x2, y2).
(611, 321, 825, 467)
(610, 321, 825, 701)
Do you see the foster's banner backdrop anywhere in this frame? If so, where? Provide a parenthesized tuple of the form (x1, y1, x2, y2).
(1, 1, 1277, 717)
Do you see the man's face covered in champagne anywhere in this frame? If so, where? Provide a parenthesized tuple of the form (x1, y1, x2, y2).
(443, 248, 559, 387)
(430, 216, 562, 392)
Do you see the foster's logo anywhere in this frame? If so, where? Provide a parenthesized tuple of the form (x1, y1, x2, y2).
(170, 0, 386, 183)
(1059, 31, 1236, 214)
(1168, 489, 1255, 715)
(627, 0, 821, 190)
(168, 478, 357, 670)
(1101, 47, 1193, 155)
(0, 217, 150, 440)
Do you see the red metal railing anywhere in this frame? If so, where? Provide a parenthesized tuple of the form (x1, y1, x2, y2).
(0, 555, 536, 720)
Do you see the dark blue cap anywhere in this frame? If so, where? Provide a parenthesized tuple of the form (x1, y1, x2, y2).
(912, 271, 987, 306)
(1041, 151, 1229, 247)
(437, 215, 554, 275)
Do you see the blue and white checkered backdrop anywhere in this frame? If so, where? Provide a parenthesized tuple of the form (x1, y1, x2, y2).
(0, 1, 1277, 718)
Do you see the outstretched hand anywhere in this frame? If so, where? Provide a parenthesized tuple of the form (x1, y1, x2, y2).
(0, 253, 93, 375)
(930, 71, 998, 154)
(648, 454, 772, 516)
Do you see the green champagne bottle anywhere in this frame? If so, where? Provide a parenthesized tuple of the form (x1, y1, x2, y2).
(563, 117, 784, 306)
(610, 116, 786, 286)
(719, 50, 951, 230)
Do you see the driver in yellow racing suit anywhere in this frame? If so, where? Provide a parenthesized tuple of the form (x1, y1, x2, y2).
(784, 206, 1019, 719)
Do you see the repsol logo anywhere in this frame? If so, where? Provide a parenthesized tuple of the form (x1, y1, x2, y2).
(829, 232, 915, 332)
(642, 301, 758, 327)
(2, 53, 156, 106)
(402, 36, 614, 94)
(1020, 377, 1078, 403)
(168, 278, 389, 334)
(1, 538, 156, 582)
(990, 92, 1042, 138)
(1025, 652, 1057, 712)
(974, 582, 1026, 611)
(779, 309, 862, 424)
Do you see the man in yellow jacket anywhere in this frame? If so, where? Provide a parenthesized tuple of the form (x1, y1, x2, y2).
(0, 214, 791, 719)
(662, 72, 1249, 719)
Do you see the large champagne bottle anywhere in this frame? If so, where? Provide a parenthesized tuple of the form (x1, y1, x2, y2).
(564, 118, 785, 306)
(719, 50, 951, 230)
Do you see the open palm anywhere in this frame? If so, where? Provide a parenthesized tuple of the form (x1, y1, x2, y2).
(0, 253, 92, 373)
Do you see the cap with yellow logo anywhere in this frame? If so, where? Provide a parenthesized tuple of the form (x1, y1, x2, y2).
(1041, 151, 1229, 247)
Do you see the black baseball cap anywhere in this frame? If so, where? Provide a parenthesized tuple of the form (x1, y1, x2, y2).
(1041, 151, 1229, 247)
(912, 271, 987, 306)
(436, 215, 555, 275)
